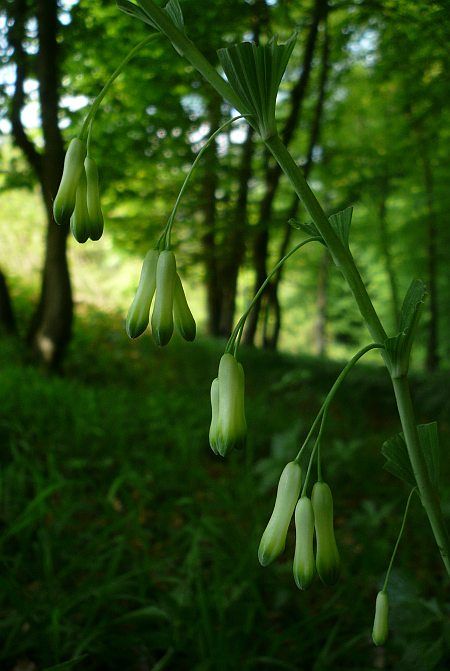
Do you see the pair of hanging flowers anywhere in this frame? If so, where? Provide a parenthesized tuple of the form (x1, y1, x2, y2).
(53, 138, 104, 242)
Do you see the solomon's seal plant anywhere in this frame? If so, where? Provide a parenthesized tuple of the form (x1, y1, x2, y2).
(54, 0, 449, 648)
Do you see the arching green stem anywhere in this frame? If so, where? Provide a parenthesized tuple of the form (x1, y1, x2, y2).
(382, 488, 417, 591)
(80, 34, 157, 140)
(226, 236, 321, 354)
(159, 115, 246, 249)
(297, 343, 385, 495)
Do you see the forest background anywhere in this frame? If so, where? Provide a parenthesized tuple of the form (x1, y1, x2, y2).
(0, 1, 449, 670)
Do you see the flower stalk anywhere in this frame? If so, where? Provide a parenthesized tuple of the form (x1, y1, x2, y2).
(121, 0, 449, 576)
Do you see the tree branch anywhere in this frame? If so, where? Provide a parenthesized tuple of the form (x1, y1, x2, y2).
(7, 0, 42, 178)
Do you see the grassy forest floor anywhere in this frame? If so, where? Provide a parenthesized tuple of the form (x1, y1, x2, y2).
(1, 304, 449, 671)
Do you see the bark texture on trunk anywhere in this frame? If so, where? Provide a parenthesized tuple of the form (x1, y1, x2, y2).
(8, 0, 72, 369)
(421, 153, 439, 372)
(0, 269, 17, 335)
(314, 249, 331, 356)
(201, 94, 222, 336)
(377, 181, 400, 330)
(218, 124, 255, 336)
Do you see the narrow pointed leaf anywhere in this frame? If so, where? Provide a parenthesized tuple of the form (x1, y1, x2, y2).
(381, 433, 415, 487)
(385, 279, 427, 377)
(116, 0, 157, 28)
(329, 206, 353, 247)
(417, 422, 440, 489)
(399, 279, 427, 334)
(288, 218, 324, 242)
(165, 0, 185, 32)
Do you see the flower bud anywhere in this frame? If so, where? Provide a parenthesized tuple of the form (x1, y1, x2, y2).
(173, 273, 196, 341)
(372, 591, 389, 646)
(258, 461, 302, 567)
(293, 496, 315, 590)
(85, 156, 104, 241)
(311, 481, 340, 586)
(126, 249, 159, 338)
(151, 250, 177, 346)
(70, 171, 90, 243)
(53, 138, 87, 225)
(209, 377, 220, 455)
(216, 353, 246, 456)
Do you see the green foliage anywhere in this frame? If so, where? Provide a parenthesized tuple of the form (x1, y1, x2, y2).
(1, 311, 449, 669)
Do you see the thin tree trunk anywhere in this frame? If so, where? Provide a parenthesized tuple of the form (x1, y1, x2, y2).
(201, 94, 222, 336)
(243, 0, 328, 346)
(378, 183, 400, 329)
(218, 124, 255, 335)
(314, 249, 330, 356)
(216, 1, 268, 336)
(0, 269, 16, 335)
(421, 153, 439, 372)
(263, 18, 331, 350)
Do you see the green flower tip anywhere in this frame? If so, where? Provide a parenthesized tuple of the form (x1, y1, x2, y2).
(53, 138, 86, 226)
(85, 156, 104, 241)
(151, 250, 177, 346)
(311, 481, 340, 586)
(209, 353, 246, 457)
(173, 273, 196, 342)
(293, 496, 315, 590)
(70, 171, 90, 244)
(372, 591, 389, 646)
(258, 461, 302, 567)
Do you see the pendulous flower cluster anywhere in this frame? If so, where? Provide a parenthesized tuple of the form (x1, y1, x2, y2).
(126, 249, 196, 346)
(53, 138, 104, 242)
(209, 353, 247, 457)
(258, 463, 340, 590)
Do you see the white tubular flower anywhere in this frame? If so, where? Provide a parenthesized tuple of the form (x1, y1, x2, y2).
(293, 496, 315, 590)
(53, 138, 87, 226)
(126, 249, 159, 338)
(258, 461, 302, 567)
(215, 353, 246, 457)
(151, 250, 177, 346)
(173, 273, 196, 342)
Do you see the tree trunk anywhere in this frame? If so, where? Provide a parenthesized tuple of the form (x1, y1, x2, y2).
(8, 0, 73, 369)
(262, 17, 331, 350)
(421, 152, 439, 372)
(0, 269, 17, 335)
(378, 183, 400, 330)
(218, 124, 255, 336)
(201, 94, 222, 336)
(243, 0, 327, 346)
(314, 249, 331, 356)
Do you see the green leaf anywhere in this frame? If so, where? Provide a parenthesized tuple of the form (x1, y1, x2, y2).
(165, 0, 185, 32)
(329, 206, 353, 247)
(382, 423, 440, 490)
(399, 279, 427, 334)
(385, 279, 427, 377)
(418, 422, 440, 489)
(116, 0, 157, 28)
(382, 433, 415, 487)
(218, 34, 297, 139)
(118, 1, 185, 34)
(288, 218, 324, 241)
